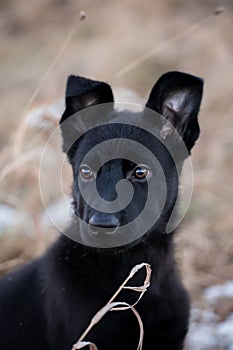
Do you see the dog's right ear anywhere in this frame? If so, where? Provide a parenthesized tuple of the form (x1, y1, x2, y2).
(60, 75, 114, 124)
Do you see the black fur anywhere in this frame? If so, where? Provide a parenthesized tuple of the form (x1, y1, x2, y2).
(0, 71, 203, 350)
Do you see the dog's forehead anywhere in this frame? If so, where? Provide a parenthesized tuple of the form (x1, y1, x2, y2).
(77, 132, 150, 164)
(82, 109, 161, 138)
(70, 107, 167, 169)
(74, 129, 164, 173)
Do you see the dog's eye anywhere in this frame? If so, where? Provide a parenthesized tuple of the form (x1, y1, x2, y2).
(79, 165, 94, 180)
(132, 165, 151, 180)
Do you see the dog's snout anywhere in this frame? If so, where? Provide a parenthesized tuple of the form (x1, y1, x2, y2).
(88, 214, 119, 232)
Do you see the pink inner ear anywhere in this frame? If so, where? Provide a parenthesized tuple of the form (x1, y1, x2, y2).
(164, 90, 188, 113)
(79, 92, 99, 108)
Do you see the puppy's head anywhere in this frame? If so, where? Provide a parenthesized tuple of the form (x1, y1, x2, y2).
(60, 72, 203, 248)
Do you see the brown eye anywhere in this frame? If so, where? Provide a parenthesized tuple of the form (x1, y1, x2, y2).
(133, 165, 150, 180)
(79, 165, 94, 180)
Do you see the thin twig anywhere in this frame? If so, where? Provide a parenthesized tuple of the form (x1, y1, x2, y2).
(72, 263, 152, 350)
(113, 12, 220, 80)
(13, 15, 82, 157)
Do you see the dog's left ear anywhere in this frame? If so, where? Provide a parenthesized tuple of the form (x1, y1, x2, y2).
(60, 75, 114, 157)
(146, 71, 204, 152)
(60, 75, 114, 124)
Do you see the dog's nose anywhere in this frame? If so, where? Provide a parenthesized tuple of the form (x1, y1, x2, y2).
(88, 214, 119, 232)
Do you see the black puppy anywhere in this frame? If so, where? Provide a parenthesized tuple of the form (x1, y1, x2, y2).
(0, 71, 203, 350)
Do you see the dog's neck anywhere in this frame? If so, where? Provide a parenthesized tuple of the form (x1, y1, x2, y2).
(46, 229, 175, 295)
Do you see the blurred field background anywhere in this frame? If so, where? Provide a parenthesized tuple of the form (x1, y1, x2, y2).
(0, 0, 233, 309)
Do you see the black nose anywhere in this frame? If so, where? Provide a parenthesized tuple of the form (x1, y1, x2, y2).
(88, 214, 119, 232)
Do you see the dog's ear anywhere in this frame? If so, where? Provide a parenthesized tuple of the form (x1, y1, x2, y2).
(146, 71, 204, 152)
(60, 75, 114, 124)
(60, 75, 114, 157)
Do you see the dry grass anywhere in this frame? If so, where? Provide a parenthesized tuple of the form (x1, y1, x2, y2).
(0, 0, 233, 304)
(72, 263, 151, 350)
